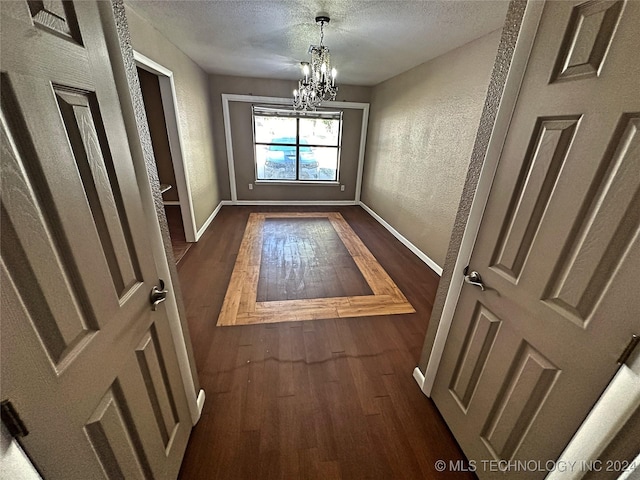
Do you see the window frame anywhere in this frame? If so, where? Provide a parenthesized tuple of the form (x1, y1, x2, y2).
(252, 106, 343, 184)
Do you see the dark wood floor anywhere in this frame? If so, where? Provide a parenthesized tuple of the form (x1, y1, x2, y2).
(257, 217, 372, 301)
(176, 205, 475, 479)
(165, 205, 192, 264)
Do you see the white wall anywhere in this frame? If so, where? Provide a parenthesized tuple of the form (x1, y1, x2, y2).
(548, 349, 640, 480)
(0, 425, 41, 479)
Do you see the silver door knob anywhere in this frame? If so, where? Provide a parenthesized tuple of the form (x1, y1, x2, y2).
(150, 279, 168, 310)
(464, 267, 486, 291)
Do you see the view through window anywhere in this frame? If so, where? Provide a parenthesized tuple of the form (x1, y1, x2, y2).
(253, 106, 342, 181)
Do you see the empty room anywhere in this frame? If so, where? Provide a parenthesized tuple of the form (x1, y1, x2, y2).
(1, 1, 638, 479)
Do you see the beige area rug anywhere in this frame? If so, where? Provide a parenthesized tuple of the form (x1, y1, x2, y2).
(216, 212, 415, 326)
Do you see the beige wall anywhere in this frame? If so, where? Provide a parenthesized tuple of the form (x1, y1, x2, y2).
(137, 67, 179, 202)
(210, 74, 371, 200)
(361, 29, 501, 267)
(125, 5, 220, 230)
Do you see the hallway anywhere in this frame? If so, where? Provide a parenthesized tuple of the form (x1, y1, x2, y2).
(176, 206, 474, 479)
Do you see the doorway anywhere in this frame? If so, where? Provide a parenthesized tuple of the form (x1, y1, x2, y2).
(136, 66, 191, 262)
(134, 52, 197, 259)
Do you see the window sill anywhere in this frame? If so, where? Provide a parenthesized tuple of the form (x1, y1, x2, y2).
(254, 180, 340, 186)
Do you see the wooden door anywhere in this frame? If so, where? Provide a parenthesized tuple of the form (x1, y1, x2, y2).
(432, 0, 639, 477)
(0, 1, 192, 478)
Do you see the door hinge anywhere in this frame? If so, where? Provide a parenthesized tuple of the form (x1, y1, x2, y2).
(617, 334, 639, 366)
(1, 400, 29, 438)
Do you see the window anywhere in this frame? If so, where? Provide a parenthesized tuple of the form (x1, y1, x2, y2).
(253, 106, 342, 182)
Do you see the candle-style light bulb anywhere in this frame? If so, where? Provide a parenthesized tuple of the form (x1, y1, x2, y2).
(331, 68, 337, 86)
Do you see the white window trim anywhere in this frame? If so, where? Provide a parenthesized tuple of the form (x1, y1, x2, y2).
(221, 94, 369, 202)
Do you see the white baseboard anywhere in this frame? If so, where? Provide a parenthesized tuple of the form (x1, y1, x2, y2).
(359, 202, 443, 276)
(195, 389, 206, 424)
(195, 201, 227, 241)
(232, 200, 357, 206)
(413, 367, 428, 396)
(203, 200, 357, 231)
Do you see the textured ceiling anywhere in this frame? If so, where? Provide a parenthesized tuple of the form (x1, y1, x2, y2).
(126, 0, 509, 86)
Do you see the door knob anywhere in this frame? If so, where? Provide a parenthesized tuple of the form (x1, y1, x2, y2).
(463, 266, 486, 291)
(150, 279, 168, 311)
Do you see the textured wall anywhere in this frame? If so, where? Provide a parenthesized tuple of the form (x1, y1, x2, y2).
(418, 0, 527, 373)
(210, 74, 372, 200)
(137, 67, 179, 201)
(125, 4, 220, 230)
(361, 30, 502, 268)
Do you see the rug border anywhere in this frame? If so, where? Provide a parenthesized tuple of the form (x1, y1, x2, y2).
(217, 212, 415, 326)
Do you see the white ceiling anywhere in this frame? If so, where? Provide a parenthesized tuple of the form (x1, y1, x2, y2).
(126, 0, 509, 86)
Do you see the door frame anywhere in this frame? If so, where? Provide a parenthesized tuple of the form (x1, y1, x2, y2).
(420, 0, 546, 396)
(134, 51, 198, 242)
(114, 5, 205, 425)
(125, 64, 205, 424)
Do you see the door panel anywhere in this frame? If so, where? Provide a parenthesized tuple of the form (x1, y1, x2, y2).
(432, 1, 639, 477)
(54, 85, 143, 296)
(491, 116, 580, 281)
(84, 386, 154, 480)
(543, 114, 639, 325)
(0, 1, 192, 478)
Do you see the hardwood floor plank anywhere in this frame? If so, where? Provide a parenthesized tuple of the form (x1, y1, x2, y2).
(276, 324, 295, 398)
(298, 447, 342, 480)
(203, 331, 239, 393)
(334, 321, 387, 416)
(238, 266, 259, 314)
(256, 297, 350, 311)
(303, 321, 339, 385)
(217, 266, 246, 326)
(258, 326, 281, 455)
(241, 338, 266, 433)
(324, 318, 345, 354)
(337, 302, 416, 318)
(289, 325, 320, 452)
(164, 205, 193, 263)
(322, 379, 383, 478)
(366, 395, 425, 478)
(232, 430, 262, 479)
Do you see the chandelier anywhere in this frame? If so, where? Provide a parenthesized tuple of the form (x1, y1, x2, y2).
(293, 15, 338, 111)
